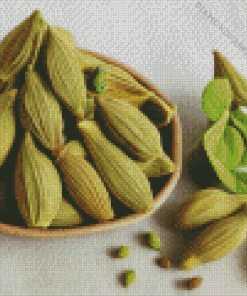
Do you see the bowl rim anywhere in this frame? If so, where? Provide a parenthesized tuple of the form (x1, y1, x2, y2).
(0, 48, 182, 239)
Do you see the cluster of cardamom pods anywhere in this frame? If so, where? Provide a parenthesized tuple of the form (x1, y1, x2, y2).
(0, 11, 176, 228)
(176, 188, 247, 270)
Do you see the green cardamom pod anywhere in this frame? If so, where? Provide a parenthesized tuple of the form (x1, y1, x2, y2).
(50, 197, 83, 227)
(20, 64, 65, 153)
(95, 97, 174, 176)
(46, 26, 87, 121)
(181, 205, 247, 270)
(177, 188, 247, 228)
(55, 140, 115, 221)
(15, 132, 63, 227)
(0, 10, 47, 81)
(213, 50, 247, 106)
(77, 120, 155, 214)
(78, 50, 107, 69)
(0, 91, 16, 167)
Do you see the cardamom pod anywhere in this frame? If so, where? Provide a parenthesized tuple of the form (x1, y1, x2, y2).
(0, 10, 47, 81)
(78, 50, 107, 69)
(177, 188, 247, 228)
(99, 64, 177, 126)
(50, 197, 83, 227)
(51, 27, 75, 49)
(95, 97, 174, 176)
(46, 26, 86, 120)
(0, 87, 17, 112)
(55, 140, 115, 221)
(15, 132, 63, 227)
(0, 97, 16, 167)
(77, 120, 155, 214)
(140, 96, 177, 127)
(213, 50, 247, 106)
(20, 64, 64, 153)
(181, 205, 247, 270)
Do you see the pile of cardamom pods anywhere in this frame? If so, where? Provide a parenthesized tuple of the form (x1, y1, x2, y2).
(0, 10, 176, 228)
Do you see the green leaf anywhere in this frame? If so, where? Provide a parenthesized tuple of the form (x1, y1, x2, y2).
(202, 78, 233, 121)
(214, 124, 244, 170)
(204, 109, 244, 171)
(230, 109, 247, 139)
(240, 146, 247, 167)
(230, 170, 247, 193)
(204, 109, 238, 191)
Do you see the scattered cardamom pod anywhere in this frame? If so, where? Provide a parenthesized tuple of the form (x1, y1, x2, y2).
(0, 10, 47, 81)
(0, 94, 16, 167)
(78, 120, 155, 214)
(46, 25, 87, 121)
(50, 197, 83, 227)
(123, 270, 136, 288)
(180, 205, 247, 270)
(55, 140, 115, 221)
(20, 64, 65, 154)
(117, 246, 130, 258)
(95, 97, 175, 177)
(147, 232, 161, 250)
(15, 132, 63, 227)
(214, 50, 247, 106)
(177, 188, 247, 228)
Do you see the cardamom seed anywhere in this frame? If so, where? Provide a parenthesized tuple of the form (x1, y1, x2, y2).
(188, 277, 203, 290)
(15, 132, 63, 227)
(123, 270, 136, 288)
(147, 232, 161, 250)
(117, 246, 130, 258)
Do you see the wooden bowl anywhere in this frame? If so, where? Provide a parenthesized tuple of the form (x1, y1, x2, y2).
(0, 48, 182, 238)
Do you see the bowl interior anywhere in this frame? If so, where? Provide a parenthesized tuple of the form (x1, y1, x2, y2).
(0, 48, 182, 238)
